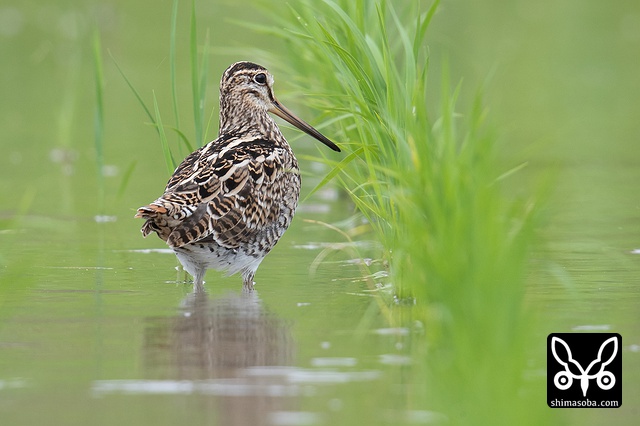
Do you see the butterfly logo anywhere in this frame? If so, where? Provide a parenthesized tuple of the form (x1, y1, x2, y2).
(551, 336, 618, 397)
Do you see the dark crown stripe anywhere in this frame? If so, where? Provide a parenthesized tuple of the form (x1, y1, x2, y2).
(223, 61, 266, 81)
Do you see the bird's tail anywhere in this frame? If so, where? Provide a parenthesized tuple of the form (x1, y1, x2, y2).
(135, 203, 169, 238)
(134, 203, 167, 219)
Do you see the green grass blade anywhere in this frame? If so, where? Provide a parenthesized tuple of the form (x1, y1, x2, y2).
(300, 147, 364, 202)
(117, 160, 137, 199)
(169, 0, 180, 131)
(152, 91, 176, 173)
(166, 126, 195, 152)
(414, 0, 440, 59)
(197, 28, 210, 146)
(190, 0, 203, 147)
(108, 50, 156, 126)
(92, 29, 105, 211)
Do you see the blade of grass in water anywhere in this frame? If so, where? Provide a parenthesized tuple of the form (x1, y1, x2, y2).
(152, 91, 176, 173)
(169, 0, 181, 138)
(197, 29, 212, 144)
(117, 160, 137, 199)
(92, 29, 105, 212)
(190, 1, 205, 147)
(108, 50, 156, 126)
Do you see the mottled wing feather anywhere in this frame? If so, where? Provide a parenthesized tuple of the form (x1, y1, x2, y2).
(164, 134, 233, 191)
(138, 137, 290, 250)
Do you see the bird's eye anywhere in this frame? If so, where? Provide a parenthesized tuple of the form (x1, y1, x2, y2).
(254, 73, 267, 85)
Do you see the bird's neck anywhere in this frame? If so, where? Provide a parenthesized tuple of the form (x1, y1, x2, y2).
(219, 98, 283, 142)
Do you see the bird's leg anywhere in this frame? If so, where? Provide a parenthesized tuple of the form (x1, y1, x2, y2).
(193, 267, 206, 293)
(242, 271, 255, 292)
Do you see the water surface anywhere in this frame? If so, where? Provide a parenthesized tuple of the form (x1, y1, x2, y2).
(1, 1, 639, 425)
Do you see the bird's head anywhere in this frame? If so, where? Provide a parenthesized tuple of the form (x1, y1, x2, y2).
(220, 61, 340, 152)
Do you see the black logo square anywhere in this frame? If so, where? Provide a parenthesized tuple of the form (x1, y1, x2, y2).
(547, 333, 622, 408)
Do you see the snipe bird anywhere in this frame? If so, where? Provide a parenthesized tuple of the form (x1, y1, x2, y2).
(135, 61, 340, 291)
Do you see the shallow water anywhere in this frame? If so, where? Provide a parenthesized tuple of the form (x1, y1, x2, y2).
(2, 1, 640, 425)
(2, 161, 639, 425)
(0, 210, 426, 426)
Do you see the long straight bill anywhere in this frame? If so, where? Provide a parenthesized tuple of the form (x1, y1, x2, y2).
(270, 99, 341, 152)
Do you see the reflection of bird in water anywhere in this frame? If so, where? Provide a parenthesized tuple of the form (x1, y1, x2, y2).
(135, 61, 340, 291)
(144, 290, 295, 425)
(174, 291, 293, 376)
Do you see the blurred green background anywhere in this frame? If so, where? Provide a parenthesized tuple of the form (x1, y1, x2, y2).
(1, 0, 639, 425)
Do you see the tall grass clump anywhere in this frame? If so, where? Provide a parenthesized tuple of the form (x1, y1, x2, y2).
(256, 0, 549, 424)
(111, 0, 212, 176)
(108, 0, 214, 282)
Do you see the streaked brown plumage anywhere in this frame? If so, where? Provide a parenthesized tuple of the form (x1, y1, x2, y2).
(135, 61, 340, 291)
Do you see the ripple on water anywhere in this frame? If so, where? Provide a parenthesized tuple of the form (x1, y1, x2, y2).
(310, 357, 357, 367)
(268, 411, 322, 426)
(91, 366, 382, 397)
(91, 379, 303, 397)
